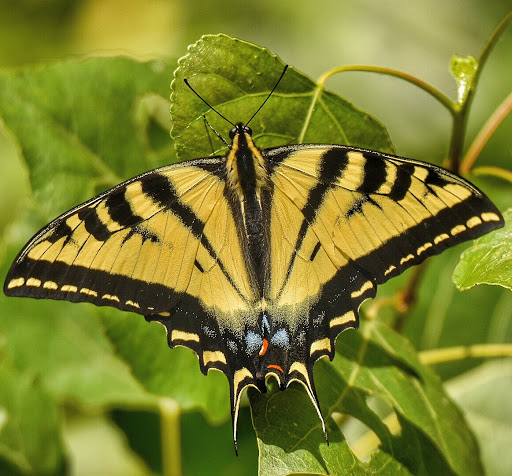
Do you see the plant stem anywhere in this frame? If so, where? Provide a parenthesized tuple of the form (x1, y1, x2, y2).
(419, 343, 512, 365)
(446, 104, 468, 172)
(461, 90, 512, 174)
(472, 165, 512, 183)
(317, 65, 454, 113)
(160, 397, 182, 476)
(472, 11, 512, 93)
(450, 11, 512, 172)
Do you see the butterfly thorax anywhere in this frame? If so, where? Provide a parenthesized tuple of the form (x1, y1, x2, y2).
(226, 124, 270, 293)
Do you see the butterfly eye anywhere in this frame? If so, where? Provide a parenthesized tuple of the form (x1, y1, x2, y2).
(229, 127, 237, 140)
(243, 126, 252, 135)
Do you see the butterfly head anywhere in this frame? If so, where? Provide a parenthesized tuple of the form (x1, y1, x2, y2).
(227, 123, 255, 155)
(229, 123, 252, 140)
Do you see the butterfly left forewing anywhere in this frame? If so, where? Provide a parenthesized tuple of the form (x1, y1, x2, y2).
(326, 148, 503, 282)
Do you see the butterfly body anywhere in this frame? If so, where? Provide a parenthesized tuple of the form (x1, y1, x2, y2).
(225, 123, 270, 293)
(4, 122, 504, 449)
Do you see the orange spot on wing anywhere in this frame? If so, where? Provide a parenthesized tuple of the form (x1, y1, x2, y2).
(259, 338, 269, 356)
(267, 364, 284, 373)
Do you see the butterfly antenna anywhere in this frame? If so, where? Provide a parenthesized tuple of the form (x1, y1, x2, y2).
(245, 64, 288, 127)
(184, 79, 236, 128)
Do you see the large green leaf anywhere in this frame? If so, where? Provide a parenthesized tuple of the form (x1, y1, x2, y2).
(170, 34, 394, 160)
(0, 278, 155, 408)
(0, 57, 175, 220)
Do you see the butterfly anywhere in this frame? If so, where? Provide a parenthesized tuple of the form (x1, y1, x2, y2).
(4, 66, 504, 452)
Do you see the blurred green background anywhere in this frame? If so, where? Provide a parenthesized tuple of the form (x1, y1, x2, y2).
(1, 0, 511, 237)
(0, 1, 510, 475)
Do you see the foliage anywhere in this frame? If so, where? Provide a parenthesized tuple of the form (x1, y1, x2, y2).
(0, 28, 510, 476)
(453, 208, 512, 291)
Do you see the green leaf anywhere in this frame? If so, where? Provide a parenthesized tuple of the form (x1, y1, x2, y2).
(449, 55, 478, 105)
(453, 208, 512, 291)
(446, 359, 512, 476)
(0, 363, 67, 475)
(0, 285, 156, 408)
(0, 56, 230, 418)
(251, 321, 484, 475)
(0, 57, 175, 220)
(171, 34, 394, 160)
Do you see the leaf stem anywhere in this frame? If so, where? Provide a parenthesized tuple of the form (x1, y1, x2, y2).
(298, 83, 323, 144)
(472, 165, 512, 183)
(317, 65, 455, 113)
(316, 64, 468, 171)
(419, 343, 512, 365)
(460, 90, 512, 174)
(472, 11, 512, 94)
(159, 397, 182, 476)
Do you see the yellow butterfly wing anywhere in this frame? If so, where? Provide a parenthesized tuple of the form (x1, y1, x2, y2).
(264, 144, 503, 391)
